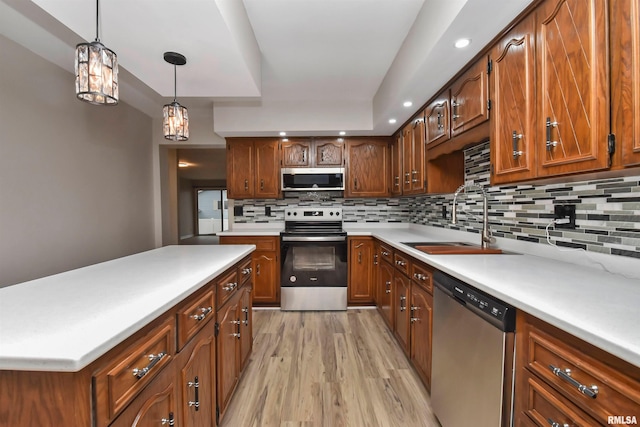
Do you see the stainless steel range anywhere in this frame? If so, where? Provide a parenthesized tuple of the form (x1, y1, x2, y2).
(280, 207, 347, 311)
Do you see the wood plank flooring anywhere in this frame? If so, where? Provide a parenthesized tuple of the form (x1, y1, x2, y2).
(221, 308, 440, 427)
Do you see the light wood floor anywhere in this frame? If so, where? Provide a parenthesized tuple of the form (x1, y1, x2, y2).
(221, 308, 440, 427)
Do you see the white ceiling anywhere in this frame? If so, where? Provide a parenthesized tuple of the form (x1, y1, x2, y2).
(0, 0, 534, 139)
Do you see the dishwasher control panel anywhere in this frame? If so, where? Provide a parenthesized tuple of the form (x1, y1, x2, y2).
(436, 271, 515, 332)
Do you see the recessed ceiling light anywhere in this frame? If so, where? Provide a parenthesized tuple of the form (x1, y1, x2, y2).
(388, 118, 397, 124)
(455, 38, 471, 49)
(339, 131, 346, 136)
(279, 131, 287, 136)
(403, 101, 413, 107)
(178, 162, 189, 168)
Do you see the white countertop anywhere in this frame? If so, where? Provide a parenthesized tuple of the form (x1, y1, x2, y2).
(351, 225, 640, 369)
(0, 245, 254, 372)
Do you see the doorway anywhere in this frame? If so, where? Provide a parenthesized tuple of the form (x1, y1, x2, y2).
(196, 188, 228, 235)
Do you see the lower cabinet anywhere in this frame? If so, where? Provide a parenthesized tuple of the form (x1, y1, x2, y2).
(515, 311, 640, 426)
(348, 237, 376, 304)
(393, 271, 411, 356)
(220, 236, 280, 306)
(216, 280, 253, 423)
(410, 280, 433, 391)
(376, 255, 395, 330)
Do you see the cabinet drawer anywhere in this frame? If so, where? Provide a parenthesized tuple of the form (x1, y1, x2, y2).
(393, 253, 410, 276)
(522, 316, 640, 425)
(176, 287, 215, 350)
(220, 236, 278, 251)
(238, 256, 253, 285)
(94, 317, 175, 427)
(379, 243, 394, 264)
(410, 262, 432, 293)
(518, 368, 599, 427)
(217, 269, 239, 309)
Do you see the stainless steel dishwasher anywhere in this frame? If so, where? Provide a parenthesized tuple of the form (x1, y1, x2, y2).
(431, 271, 516, 427)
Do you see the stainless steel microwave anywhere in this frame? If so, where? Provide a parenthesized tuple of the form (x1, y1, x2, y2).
(281, 167, 345, 191)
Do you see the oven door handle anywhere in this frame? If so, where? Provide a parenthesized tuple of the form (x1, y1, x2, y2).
(281, 235, 347, 242)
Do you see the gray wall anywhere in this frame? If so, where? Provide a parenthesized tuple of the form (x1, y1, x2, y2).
(0, 35, 155, 287)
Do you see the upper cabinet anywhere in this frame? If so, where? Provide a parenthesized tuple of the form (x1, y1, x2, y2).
(535, 0, 610, 177)
(281, 138, 344, 168)
(345, 138, 391, 197)
(227, 138, 280, 199)
(390, 132, 403, 196)
(402, 117, 426, 195)
(424, 92, 450, 149)
(611, 0, 640, 168)
(490, 13, 537, 184)
(450, 56, 490, 138)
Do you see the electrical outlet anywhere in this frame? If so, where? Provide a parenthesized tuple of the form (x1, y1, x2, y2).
(553, 204, 576, 229)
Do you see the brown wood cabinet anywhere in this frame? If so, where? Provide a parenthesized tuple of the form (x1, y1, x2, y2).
(425, 92, 451, 149)
(490, 13, 537, 184)
(216, 290, 241, 420)
(239, 283, 253, 371)
(393, 270, 411, 356)
(515, 311, 640, 426)
(450, 56, 490, 138)
(390, 132, 403, 196)
(348, 237, 375, 305)
(281, 138, 344, 168)
(611, 0, 640, 168)
(176, 324, 216, 427)
(281, 139, 311, 167)
(401, 117, 426, 195)
(410, 276, 432, 391)
(535, 0, 610, 177)
(226, 138, 280, 199)
(220, 236, 280, 306)
(345, 138, 391, 197)
(375, 242, 395, 330)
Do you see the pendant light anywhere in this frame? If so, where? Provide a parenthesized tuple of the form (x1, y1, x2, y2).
(75, 0, 118, 105)
(163, 52, 189, 141)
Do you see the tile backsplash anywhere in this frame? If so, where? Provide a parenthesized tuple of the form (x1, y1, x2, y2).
(234, 141, 640, 259)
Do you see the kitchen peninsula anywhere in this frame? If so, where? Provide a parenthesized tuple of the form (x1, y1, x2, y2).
(0, 245, 255, 426)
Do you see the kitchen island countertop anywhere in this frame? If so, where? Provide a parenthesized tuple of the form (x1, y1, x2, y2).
(0, 245, 255, 372)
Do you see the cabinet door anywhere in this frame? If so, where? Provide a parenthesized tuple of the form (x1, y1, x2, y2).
(402, 124, 413, 194)
(425, 92, 450, 148)
(216, 295, 240, 416)
(390, 132, 403, 196)
(536, 0, 610, 177)
(348, 238, 375, 304)
(377, 260, 395, 330)
(346, 139, 390, 197)
(110, 366, 176, 427)
(253, 250, 279, 305)
(411, 117, 426, 193)
(239, 285, 253, 371)
(281, 139, 311, 167)
(490, 14, 536, 184)
(255, 140, 280, 198)
(450, 56, 490, 137)
(314, 139, 344, 167)
(611, 0, 640, 167)
(393, 273, 411, 356)
(179, 332, 215, 427)
(226, 140, 254, 199)
(410, 285, 433, 390)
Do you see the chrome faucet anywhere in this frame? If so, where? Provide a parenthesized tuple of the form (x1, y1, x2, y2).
(451, 183, 493, 249)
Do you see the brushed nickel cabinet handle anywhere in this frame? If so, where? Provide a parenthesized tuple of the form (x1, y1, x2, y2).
(132, 352, 166, 379)
(512, 131, 523, 159)
(188, 376, 200, 411)
(549, 364, 598, 398)
(546, 118, 559, 151)
(190, 306, 212, 321)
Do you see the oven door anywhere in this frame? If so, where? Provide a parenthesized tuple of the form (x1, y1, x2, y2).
(280, 235, 347, 288)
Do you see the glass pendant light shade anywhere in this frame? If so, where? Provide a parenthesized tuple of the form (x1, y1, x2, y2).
(75, 0, 118, 105)
(163, 101, 189, 141)
(163, 52, 189, 141)
(75, 41, 119, 105)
